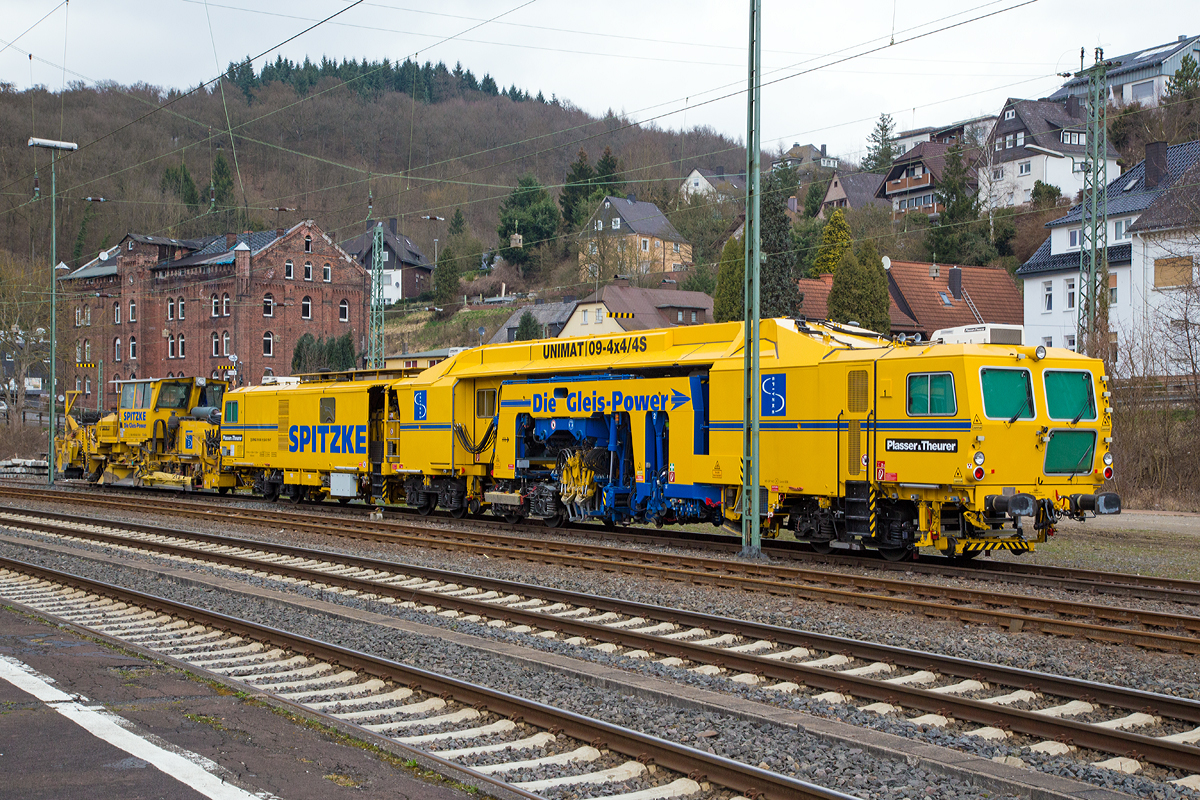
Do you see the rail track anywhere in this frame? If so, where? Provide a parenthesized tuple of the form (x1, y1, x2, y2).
(5, 487, 1200, 653)
(6, 482, 1200, 608)
(0, 554, 856, 800)
(4, 508, 1200, 784)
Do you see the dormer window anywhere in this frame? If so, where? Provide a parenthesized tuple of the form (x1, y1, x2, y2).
(1004, 109, 1015, 121)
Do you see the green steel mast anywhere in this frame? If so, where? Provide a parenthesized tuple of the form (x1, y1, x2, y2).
(741, 0, 762, 557)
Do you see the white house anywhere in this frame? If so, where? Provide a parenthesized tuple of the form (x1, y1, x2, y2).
(680, 167, 746, 200)
(1049, 35, 1200, 109)
(1017, 140, 1200, 369)
(977, 97, 1122, 209)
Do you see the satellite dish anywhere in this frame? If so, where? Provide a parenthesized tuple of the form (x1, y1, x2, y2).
(98, 251, 109, 261)
(881, 256, 891, 270)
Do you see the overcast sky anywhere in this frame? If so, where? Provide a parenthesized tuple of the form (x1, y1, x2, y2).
(3, 0, 1190, 165)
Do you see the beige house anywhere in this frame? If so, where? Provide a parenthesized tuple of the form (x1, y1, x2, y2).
(578, 195, 692, 283)
(557, 279, 712, 338)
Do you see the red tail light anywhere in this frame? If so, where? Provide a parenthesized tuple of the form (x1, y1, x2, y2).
(1103, 466, 1113, 480)
(972, 466, 985, 481)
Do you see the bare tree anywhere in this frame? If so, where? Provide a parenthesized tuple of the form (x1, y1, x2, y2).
(0, 251, 61, 424)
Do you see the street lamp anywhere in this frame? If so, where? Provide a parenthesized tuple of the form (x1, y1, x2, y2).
(28, 137, 78, 486)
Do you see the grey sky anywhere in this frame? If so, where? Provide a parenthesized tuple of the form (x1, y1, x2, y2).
(3, 0, 1188, 165)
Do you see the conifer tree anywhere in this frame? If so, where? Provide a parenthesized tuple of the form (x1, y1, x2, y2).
(812, 209, 852, 275)
(712, 236, 745, 323)
(926, 143, 979, 263)
(593, 146, 624, 197)
(514, 310, 540, 341)
(433, 243, 460, 318)
(827, 245, 890, 335)
(760, 172, 800, 318)
(496, 173, 561, 272)
(862, 113, 897, 173)
(448, 208, 466, 236)
(559, 149, 596, 229)
(804, 180, 827, 218)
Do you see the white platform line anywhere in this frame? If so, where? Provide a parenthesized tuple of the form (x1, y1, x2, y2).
(0, 655, 269, 800)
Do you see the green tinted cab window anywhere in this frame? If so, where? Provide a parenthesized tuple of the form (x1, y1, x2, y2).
(224, 401, 238, 423)
(1045, 370, 1095, 421)
(1045, 430, 1097, 474)
(907, 373, 956, 415)
(981, 368, 1034, 419)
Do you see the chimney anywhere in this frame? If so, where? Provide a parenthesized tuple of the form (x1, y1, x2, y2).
(1145, 141, 1168, 190)
(275, 228, 285, 241)
(626, 192, 637, 203)
(388, 217, 398, 235)
(1065, 95, 1081, 118)
(788, 196, 798, 213)
(366, 220, 377, 234)
(929, 262, 940, 279)
(715, 165, 725, 177)
(612, 274, 630, 287)
(821, 144, 827, 157)
(234, 242, 251, 283)
(948, 266, 962, 299)
(225, 233, 237, 249)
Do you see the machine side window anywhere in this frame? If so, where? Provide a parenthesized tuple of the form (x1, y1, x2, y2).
(155, 381, 191, 410)
(120, 383, 136, 409)
(981, 368, 1034, 420)
(907, 373, 957, 416)
(320, 397, 336, 423)
(224, 401, 238, 423)
(476, 388, 497, 418)
(135, 382, 153, 409)
(1044, 370, 1096, 421)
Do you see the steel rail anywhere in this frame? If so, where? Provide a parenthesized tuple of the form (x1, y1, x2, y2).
(0, 554, 855, 800)
(10, 484, 1200, 605)
(5, 494, 1200, 652)
(8, 513, 1200, 774)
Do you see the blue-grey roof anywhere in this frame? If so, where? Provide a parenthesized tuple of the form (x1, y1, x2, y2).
(1046, 140, 1200, 227)
(603, 196, 687, 242)
(1050, 36, 1200, 97)
(1017, 239, 1131, 277)
(64, 245, 122, 280)
(194, 230, 281, 256)
(489, 301, 578, 344)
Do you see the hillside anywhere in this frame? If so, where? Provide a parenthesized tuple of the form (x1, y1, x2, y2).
(2, 57, 745, 282)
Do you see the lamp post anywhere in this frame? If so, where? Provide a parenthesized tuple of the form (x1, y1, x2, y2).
(28, 137, 78, 486)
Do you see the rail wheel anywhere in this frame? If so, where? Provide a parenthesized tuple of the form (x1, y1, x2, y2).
(449, 506, 466, 519)
(602, 516, 616, 531)
(543, 514, 564, 529)
(337, 497, 351, 505)
(809, 541, 834, 555)
(217, 487, 230, 496)
(950, 548, 982, 563)
(416, 497, 436, 516)
(503, 514, 521, 525)
(878, 547, 913, 562)
(288, 485, 305, 504)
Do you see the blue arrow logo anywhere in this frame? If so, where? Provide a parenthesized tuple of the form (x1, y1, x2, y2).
(670, 388, 690, 410)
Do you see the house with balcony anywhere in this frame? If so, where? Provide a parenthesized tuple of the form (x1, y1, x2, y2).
(1016, 140, 1200, 363)
(976, 97, 1121, 209)
(339, 218, 433, 303)
(1049, 35, 1200, 108)
(874, 142, 972, 221)
(894, 115, 996, 155)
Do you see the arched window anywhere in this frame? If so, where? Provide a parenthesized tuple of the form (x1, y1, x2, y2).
(75, 307, 81, 327)
(75, 376, 81, 392)
(113, 302, 121, 324)
(323, 263, 331, 282)
(177, 296, 185, 319)
(85, 376, 91, 395)
(167, 299, 175, 320)
(129, 299, 137, 322)
(301, 296, 312, 319)
(129, 337, 137, 360)
(84, 339, 91, 360)
(285, 259, 294, 280)
(222, 293, 230, 316)
(263, 293, 273, 317)
(304, 234, 312, 253)
(84, 306, 91, 326)
(222, 331, 230, 356)
(168, 336, 175, 359)
(114, 338, 122, 362)
(211, 294, 219, 317)
(112, 374, 120, 394)
(75, 341, 82, 362)
(304, 261, 313, 281)
(211, 332, 219, 357)
(177, 334, 185, 358)
(130, 372, 137, 381)
(262, 331, 274, 357)
(339, 299, 349, 322)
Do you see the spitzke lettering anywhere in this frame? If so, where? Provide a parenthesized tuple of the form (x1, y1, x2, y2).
(287, 424, 368, 454)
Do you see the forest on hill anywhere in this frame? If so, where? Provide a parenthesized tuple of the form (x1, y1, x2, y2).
(1, 54, 745, 283)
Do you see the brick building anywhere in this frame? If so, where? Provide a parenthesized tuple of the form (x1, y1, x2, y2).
(61, 220, 366, 408)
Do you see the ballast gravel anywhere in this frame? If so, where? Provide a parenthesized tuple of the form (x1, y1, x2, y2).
(0, 538, 1032, 800)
